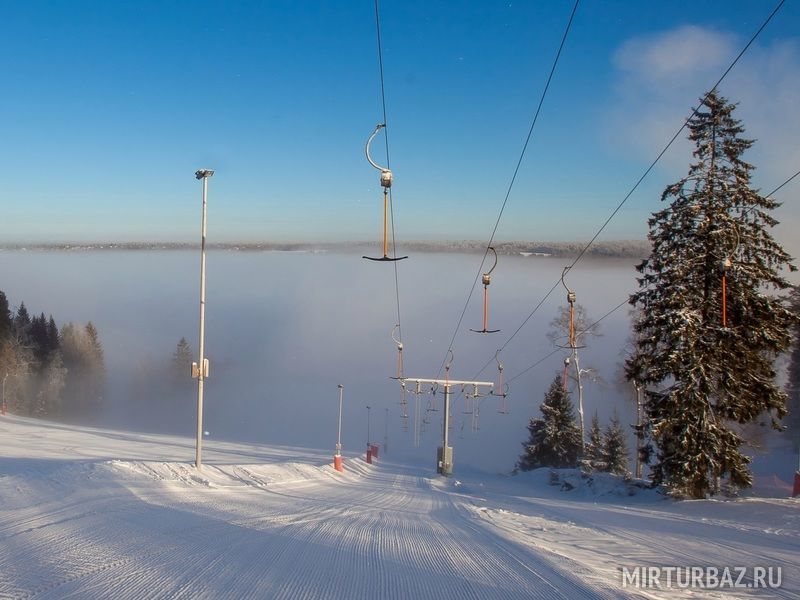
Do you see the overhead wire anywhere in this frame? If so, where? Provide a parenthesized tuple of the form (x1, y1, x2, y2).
(373, 0, 405, 346)
(767, 169, 800, 197)
(436, 0, 581, 378)
(499, 168, 799, 386)
(466, 0, 786, 379)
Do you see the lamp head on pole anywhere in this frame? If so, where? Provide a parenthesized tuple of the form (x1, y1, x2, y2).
(195, 169, 215, 180)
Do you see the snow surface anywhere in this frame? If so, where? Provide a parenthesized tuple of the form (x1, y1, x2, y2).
(0, 415, 797, 599)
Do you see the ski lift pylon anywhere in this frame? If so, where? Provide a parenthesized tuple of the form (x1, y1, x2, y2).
(363, 124, 408, 262)
(471, 246, 500, 333)
(491, 352, 510, 414)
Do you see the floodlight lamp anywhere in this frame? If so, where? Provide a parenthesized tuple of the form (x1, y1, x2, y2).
(195, 169, 215, 180)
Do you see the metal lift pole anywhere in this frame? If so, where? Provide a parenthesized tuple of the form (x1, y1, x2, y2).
(401, 377, 493, 476)
(193, 169, 214, 470)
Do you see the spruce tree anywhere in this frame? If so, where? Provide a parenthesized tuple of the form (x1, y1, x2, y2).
(14, 302, 31, 339)
(30, 313, 51, 370)
(602, 410, 629, 476)
(84, 322, 106, 413)
(171, 337, 193, 382)
(0, 291, 12, 344)
(787, 286, 800, 452)
(47, 316, 60, 355)
(626, 91, 796, 498)
(583, 413, 605, 472)
(517, 375, 582, 471)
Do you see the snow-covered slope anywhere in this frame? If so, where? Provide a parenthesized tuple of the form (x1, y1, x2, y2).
(0, 415, 797, 599)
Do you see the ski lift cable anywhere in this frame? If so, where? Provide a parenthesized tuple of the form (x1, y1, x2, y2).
(375, 1, 406, 334)
(473, 168, 798, 385)
(563, 0, 785, 273)
(767, 169, 800, 197)
(466, 0, 786, 377)
(435, 0, 581, 379)
(371, 0, 406, 339)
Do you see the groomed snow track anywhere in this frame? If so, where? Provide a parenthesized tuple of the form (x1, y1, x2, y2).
(0, 416, 635, 599)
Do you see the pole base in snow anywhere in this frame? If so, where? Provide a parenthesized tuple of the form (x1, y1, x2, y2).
(370, 444, 379, 459)
(366, 449, 372, 464)
(793, 471, 800, 498)
(334, 455, 343, 472)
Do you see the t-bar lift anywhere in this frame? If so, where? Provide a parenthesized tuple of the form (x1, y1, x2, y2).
(363, 123, 408, 262)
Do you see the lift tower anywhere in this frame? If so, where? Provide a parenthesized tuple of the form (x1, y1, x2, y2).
(398, 377, 493, 476)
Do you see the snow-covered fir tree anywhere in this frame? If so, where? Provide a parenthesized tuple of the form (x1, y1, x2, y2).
(582, 412, 605, 472)
(0, 291, 11, 344)
(517, 375, 582, 471)
(626, 91, 796, 498)
(787, 286, 800, 452)
(602, 410, 629, 476)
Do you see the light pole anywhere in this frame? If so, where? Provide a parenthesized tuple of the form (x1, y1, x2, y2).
(193, 168, 214, 470)
(2, 373, 7, 416)
(334, 384, 344, 471)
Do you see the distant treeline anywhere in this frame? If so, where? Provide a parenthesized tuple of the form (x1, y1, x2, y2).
(0, 291, 105, 420)
(0, 240, 650, 258)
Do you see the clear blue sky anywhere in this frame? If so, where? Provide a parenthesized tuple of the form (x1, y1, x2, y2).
(1, 1, 798, 248)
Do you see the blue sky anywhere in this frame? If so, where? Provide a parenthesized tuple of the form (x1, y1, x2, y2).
(1, 1, 798, 250)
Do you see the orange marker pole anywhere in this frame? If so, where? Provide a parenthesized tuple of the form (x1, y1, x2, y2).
(483, 286, 489, 331)
(569, 303, 575, 348)
(382, 189, 389, 257)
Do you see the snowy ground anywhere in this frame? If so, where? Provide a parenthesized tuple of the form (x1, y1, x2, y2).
(0, 416, 797, 599)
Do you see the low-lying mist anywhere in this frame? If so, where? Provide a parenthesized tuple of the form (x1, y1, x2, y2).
(0, 249, 640, 472)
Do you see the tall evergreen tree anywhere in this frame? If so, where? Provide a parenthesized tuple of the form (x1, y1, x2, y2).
(517, 375, 582, 471)
(787, 286, 800, 452)
(29, 313, 61, 369)
(626, 91, 796, 498)
(84, 322, 106, 413)
(14, 302, 31, 339)
(602, 410, 630, 476)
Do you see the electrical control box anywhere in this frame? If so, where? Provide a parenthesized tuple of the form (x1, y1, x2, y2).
(191, 358, 210, 379)
(437, 446, 453, 476)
